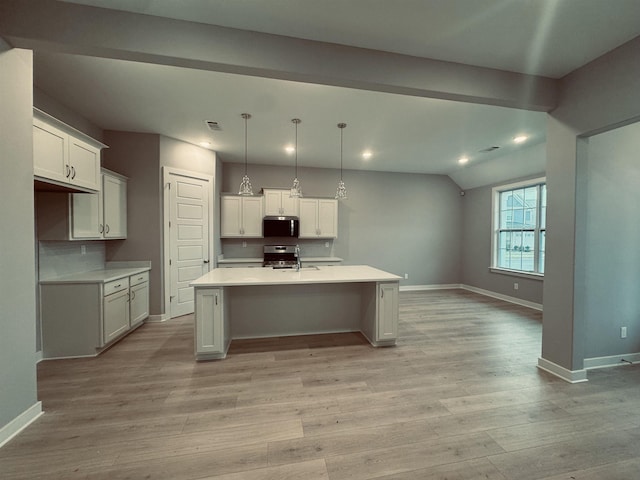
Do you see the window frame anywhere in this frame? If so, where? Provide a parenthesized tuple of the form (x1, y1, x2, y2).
(490, 177, 546, 278)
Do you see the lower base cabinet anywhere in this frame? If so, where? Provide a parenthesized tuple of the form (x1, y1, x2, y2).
(377, 282, 399, 342)
(195, 287, 230, 359)
(40, 270, 150, 359)
(129, 272, 150, 327)
(103, 287, 130, 345)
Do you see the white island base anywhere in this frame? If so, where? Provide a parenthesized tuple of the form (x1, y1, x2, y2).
(191, 265, 401, 361)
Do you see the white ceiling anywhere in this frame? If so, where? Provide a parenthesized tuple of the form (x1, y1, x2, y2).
(26, 1, 640, 185)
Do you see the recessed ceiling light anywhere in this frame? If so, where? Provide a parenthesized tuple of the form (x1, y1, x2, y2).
(458, 156, 469, 164)
(362, 150, 372, 160)
(513, 135, 528, 144)
(285, 145, 295, 154)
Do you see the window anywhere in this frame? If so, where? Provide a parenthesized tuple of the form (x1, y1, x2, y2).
(492, 178, 546, 275)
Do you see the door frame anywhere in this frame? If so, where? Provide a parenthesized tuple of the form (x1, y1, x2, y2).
(162, 166, 215, 319)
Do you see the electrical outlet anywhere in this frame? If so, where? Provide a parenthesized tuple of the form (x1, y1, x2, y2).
(242, 241, 247, 248)
(325, 241, 330, 248)
(81, 245, 86, 255)
(514, 282, 519, 290)
(404, 273, 409, 279)
(621, 326, 627, 338)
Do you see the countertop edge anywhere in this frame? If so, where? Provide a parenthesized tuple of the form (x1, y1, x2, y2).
(39, 266, 151, 284)
(191, 265, 401, 288)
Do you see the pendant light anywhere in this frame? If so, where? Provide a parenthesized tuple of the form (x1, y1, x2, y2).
(335, 122, 348, 199)
(289, 118, 303, 198)
(238, 113, 253, 196)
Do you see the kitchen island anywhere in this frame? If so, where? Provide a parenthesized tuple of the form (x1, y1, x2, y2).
(191, 265, 401, 360)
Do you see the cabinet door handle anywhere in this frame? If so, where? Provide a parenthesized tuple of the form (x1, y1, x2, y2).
(65, 165, 71, 178)
(131, 290, 136, 300)
(114, 283, 121, 288)
(215, 294, 218, 306)
(203, 260, 210, 264)
(99, 224, 104, 233)
(71, 166, 76, 179)
(381, 289, 384, 298)
(105, 224, 110, 234)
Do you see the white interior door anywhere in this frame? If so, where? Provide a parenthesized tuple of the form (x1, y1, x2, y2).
(168, 173, 211, 318)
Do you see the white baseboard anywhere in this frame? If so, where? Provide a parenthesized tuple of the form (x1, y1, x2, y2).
(584, 352, 640, 370)
(400, 284, 462, 292)
(461, 284, 543, 311)
(537, 357, 588, 383)
(146, 313, 171, 323)
(0, 402, 43, 449)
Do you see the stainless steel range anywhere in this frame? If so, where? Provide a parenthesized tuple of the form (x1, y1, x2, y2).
(263, 245, 299, 269)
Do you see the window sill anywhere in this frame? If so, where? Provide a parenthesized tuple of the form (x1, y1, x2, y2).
(489, 267, 544, 281)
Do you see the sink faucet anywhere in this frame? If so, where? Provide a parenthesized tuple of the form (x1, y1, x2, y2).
(295, 244, 301, 271)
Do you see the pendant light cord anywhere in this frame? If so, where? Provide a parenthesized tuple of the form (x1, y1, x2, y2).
(242, 113, 250, 176)
(295, 120, 298, 178)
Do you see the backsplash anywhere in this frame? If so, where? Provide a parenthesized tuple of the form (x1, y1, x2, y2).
(221, 238, 335, 259)
(39, 241, 105, 281)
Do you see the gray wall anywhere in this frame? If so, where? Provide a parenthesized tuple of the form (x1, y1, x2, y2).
(542, 36, 640, 372)
(103, 131, 162, 314)
(0, 43, 39, 431)
(222, 163, 463, 286)
(461, 176, 544, 304)
(579, 121, 640, 359)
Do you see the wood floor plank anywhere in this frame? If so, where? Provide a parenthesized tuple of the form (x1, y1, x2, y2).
(325, 432, 505, 480)
(200, 458, 329, 480)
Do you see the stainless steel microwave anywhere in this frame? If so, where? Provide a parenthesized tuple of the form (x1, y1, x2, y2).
(263, 216, 299, 238)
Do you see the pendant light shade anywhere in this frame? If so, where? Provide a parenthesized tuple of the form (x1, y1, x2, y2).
(335, 122, 348, 199)
(290, 118, 303, 198)
(238, 113, 253, 196)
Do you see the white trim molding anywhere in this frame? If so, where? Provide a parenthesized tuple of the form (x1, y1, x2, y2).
(537, 357, 588, 383)
(0, 402, 42, 448)
(461, 284, 542, 311)
(399, 284, 462, 292)
(584, 352, 640, 370)
(146, 313, 171, 323)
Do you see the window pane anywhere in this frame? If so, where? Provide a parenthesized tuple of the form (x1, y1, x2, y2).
(498, 231, 512, 269)
(522, 231, 535, 272)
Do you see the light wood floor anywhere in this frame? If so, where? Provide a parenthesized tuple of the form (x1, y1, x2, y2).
(2, 289, 640, 479)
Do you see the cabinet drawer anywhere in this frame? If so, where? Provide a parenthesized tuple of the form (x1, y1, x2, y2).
(104, 277, 129, 296)
(130, 271, 149, 286)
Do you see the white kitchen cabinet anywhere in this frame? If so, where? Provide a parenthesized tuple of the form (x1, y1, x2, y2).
(40, 268, 151, 359)
(37, 169, 127, 241)
(220, 195, 263, 237)
(195, 287, 229, 358)
(263, 188, 299, 216)
(299, 198, 338, 238)
(103, 279, 130, 345)
(33, 109, 105, 193)
(377, 282, 399, 342)
(129, 272, 150, 327)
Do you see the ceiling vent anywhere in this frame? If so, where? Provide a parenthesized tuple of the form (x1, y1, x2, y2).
(205, 120, 222, 131)
(478, 146, 500, 153)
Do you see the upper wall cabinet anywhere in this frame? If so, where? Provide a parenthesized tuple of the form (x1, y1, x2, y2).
(299, 198, 338, 238)
(72, 169, 127, 239)
(37, 169, 128, 241)
(33, 108, 107, 193)
(263, 188, 299, 216)
(220, 195, 264, 238)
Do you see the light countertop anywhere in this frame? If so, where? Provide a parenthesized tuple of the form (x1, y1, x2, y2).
(39, 265, 150, 284)
(191, 265, 401, 287)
